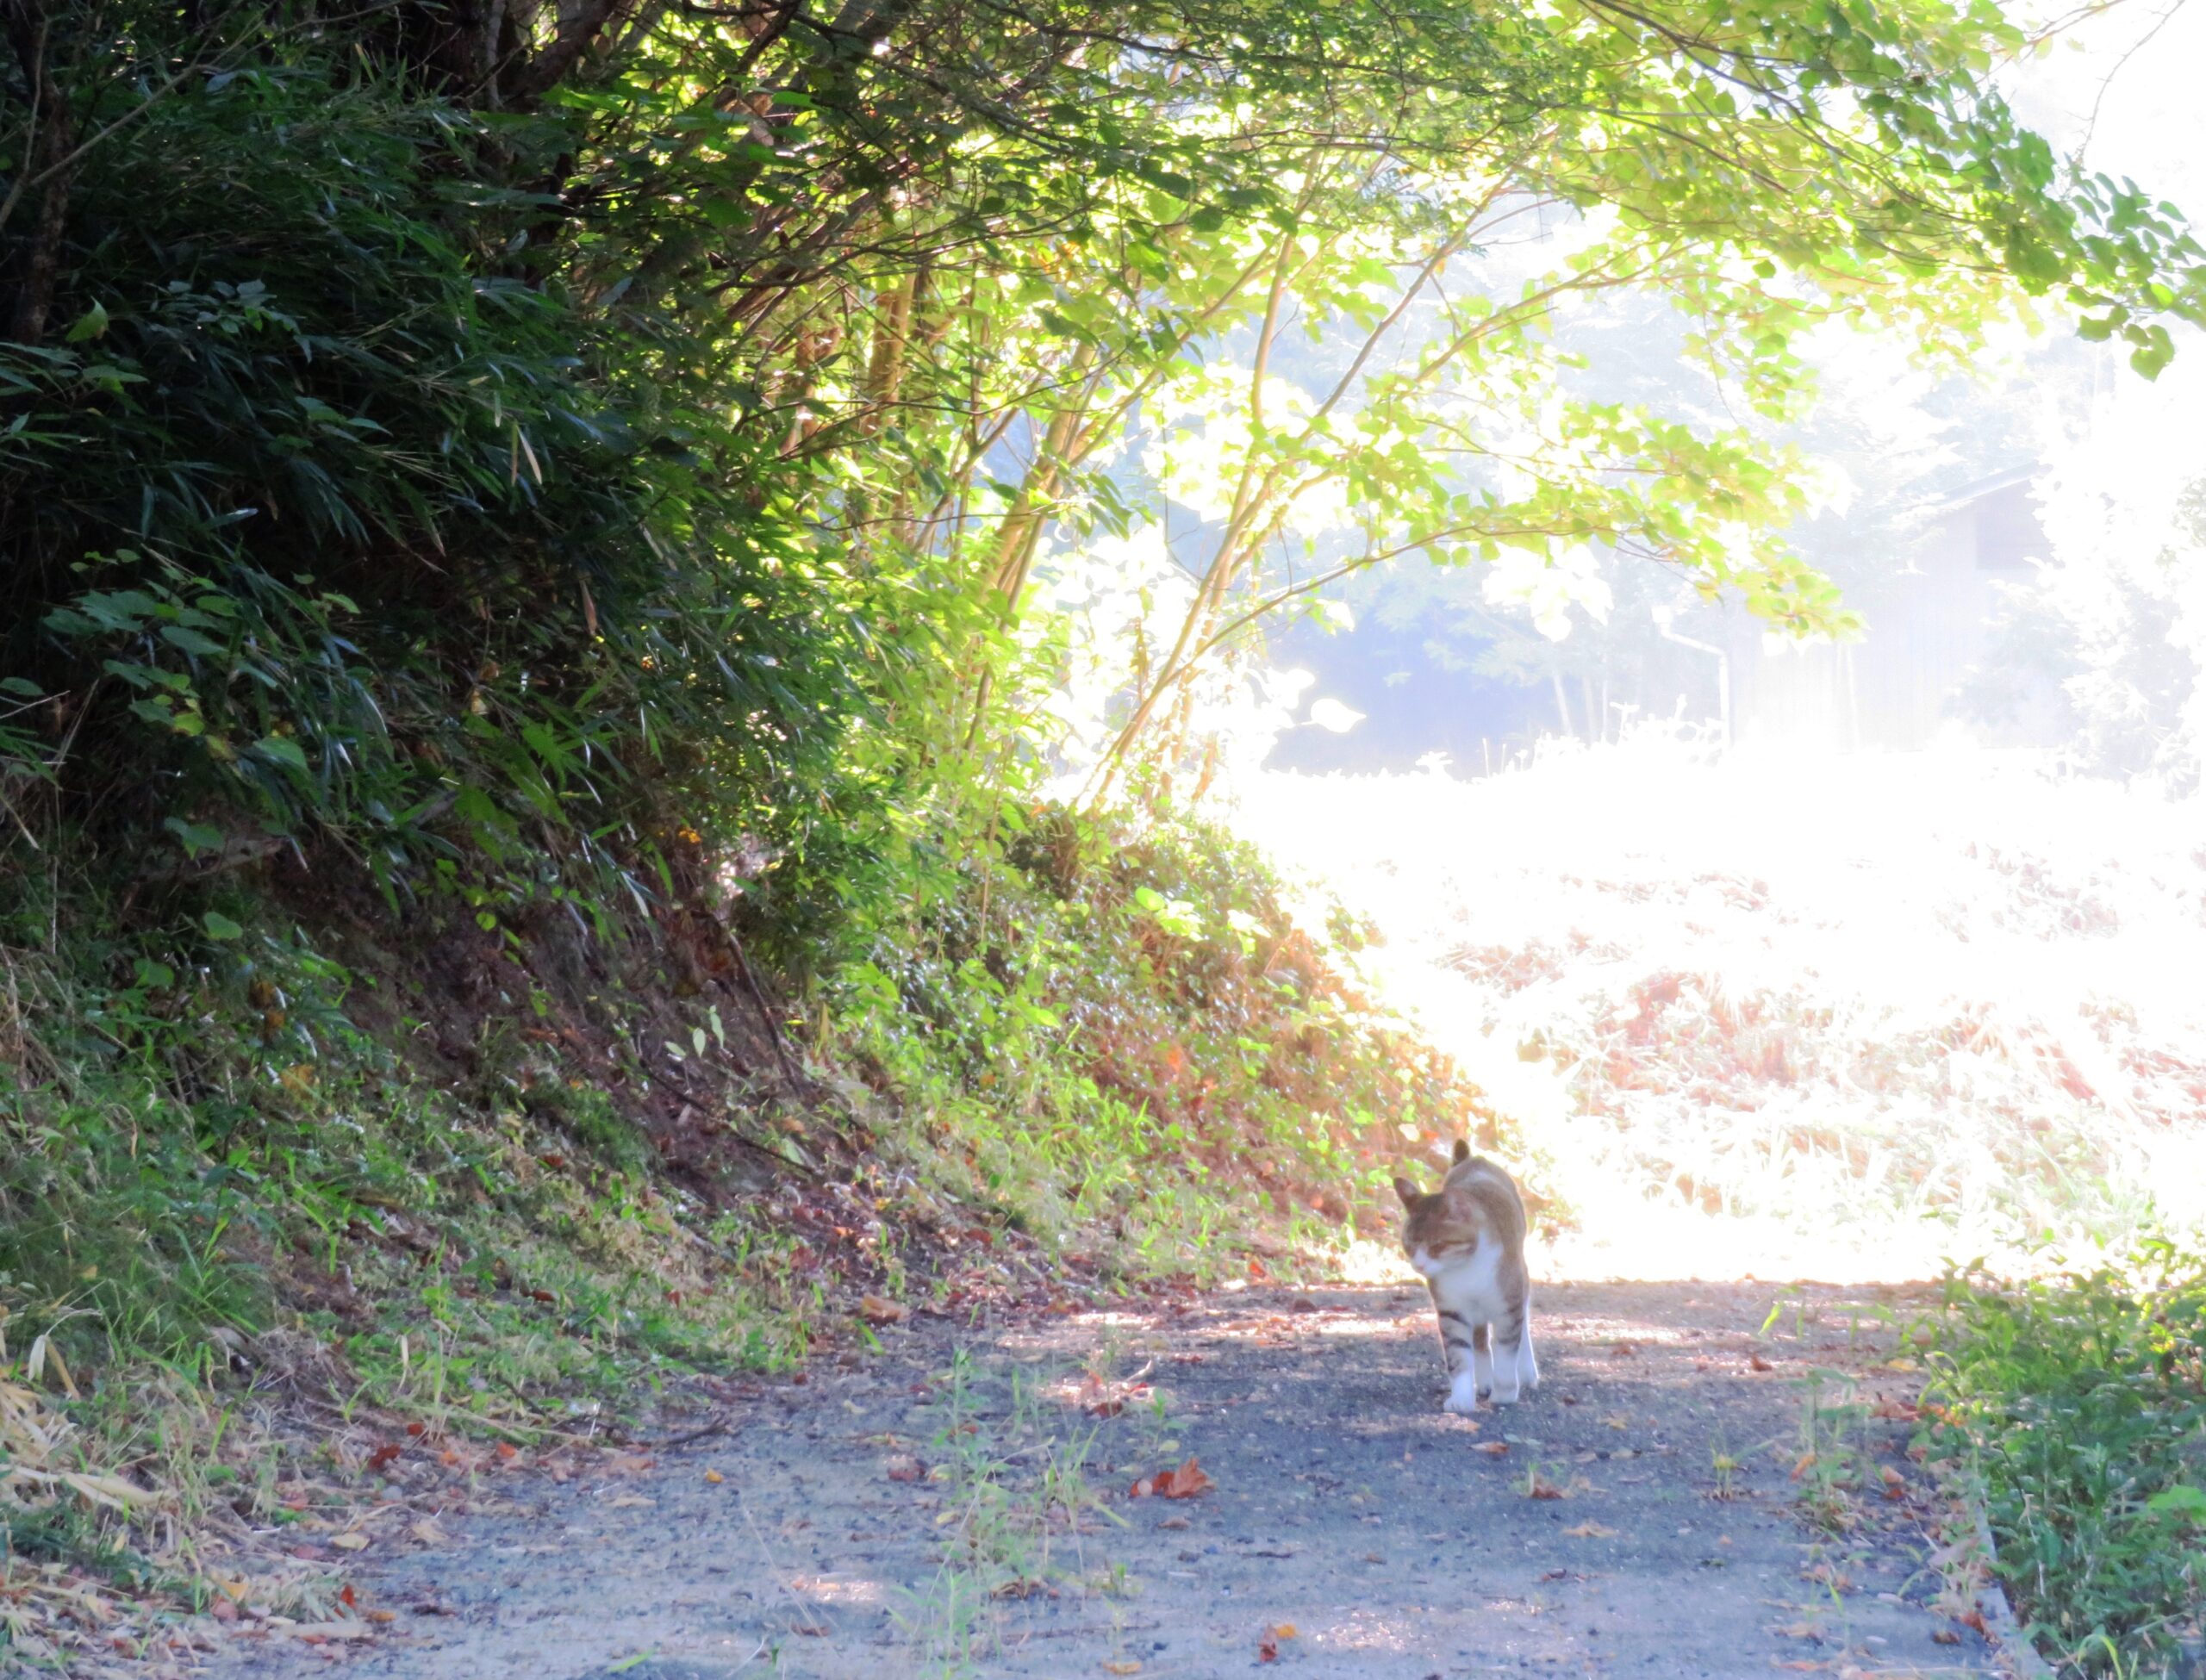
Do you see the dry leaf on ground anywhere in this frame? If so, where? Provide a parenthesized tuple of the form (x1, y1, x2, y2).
(1129, 1456, 1212, 1500)
(1563, 1521, 1617, 1538)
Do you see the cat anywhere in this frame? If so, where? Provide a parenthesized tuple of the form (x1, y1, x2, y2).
(1394, 1139, 1538, 1412)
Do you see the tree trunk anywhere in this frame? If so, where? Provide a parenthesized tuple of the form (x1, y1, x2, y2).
(3, 0, 76, 346)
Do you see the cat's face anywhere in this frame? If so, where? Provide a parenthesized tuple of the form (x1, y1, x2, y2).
(1393, 1177, 1482, 1279)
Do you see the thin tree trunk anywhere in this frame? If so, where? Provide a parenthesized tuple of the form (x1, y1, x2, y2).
(4, 0, 74, 345)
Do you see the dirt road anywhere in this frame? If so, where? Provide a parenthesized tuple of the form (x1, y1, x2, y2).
(218, 1280, 2003, 1679)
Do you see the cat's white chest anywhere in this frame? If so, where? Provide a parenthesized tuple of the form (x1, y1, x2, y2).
(1426, 1242, 1507, 1319)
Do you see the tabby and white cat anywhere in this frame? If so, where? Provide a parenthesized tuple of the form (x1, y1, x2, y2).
(1394, 1140, 1538, 1412)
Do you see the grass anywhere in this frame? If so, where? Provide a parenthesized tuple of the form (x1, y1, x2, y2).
(1926, 1244, 2206, 1677)
(826, 810, 1498, 1279)
(894, 1349, 1135, 1677)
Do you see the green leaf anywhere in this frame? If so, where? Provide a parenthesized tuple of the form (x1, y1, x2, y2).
(165, 817, 225, 857)
(2145, 1485, 2206, 1521)
(65, 301, 110, 343)
(252, 735, 309, 770)
(203, 911, 246, 941)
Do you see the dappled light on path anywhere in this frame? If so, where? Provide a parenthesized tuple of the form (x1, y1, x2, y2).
(215, 1277, 2010, 1680)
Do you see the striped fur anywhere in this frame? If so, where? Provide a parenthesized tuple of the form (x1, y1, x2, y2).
(1393, 1139, 1539, 1412)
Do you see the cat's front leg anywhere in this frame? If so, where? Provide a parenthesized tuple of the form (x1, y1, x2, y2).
(1470, 1322, 1495, 1403)
(1490, 1299, 1530, 1403)
(1439, 1310, 1480, 1413)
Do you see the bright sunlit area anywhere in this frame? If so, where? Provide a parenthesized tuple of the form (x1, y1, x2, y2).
(1058, 1, 2206, 1290)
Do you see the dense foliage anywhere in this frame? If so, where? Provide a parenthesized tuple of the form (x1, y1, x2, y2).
(8, 0, 2205, 901)
(1930, 1250, 2206, 1676)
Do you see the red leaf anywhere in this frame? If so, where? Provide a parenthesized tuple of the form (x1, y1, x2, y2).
(367, 1442, 403, 1470)
(1131, 1456, 1213, 1500)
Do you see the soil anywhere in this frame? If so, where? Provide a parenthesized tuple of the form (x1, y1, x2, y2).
(214, 1279, 2004, 1679)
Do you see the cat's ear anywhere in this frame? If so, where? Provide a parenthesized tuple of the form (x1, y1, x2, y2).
(1393, 1175, 1420, 1208)
(1451, 1137, 1470, 1164)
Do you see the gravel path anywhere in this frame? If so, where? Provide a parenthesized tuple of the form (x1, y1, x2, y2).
(217, 1279, 2004, 1679)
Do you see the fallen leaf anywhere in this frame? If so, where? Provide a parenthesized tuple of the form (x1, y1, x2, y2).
(1101, 1662, 1142, 1675)
(1869, 1396, 1921, 1422)
(607, 1494, 654, 1509)
(1472, 1440, 1509, 1457)
(1525, 1472, 1566, 1499)
(1258, 1639, 1278, 1664)
(410, 1520, 453, 1546)
(1879, 1465, 1907, 1501)
(704, 1469, 724, 1484)
(1268, 1623, 1297, 1640)
(366, 1443, 402, 1471)
(885, 1455, 925, 1483)
(1790, 1452, 1817, 1481)
(1129, 1456, 1212, 1500)
(1610, 1341, 1638, 1358)
(1157, 1515, 1189, 1530)
(1563, 1521, 1617, 1539)
(1930, 1629, 1962, 1646)
(1748, 1353, 1776, 1372)
(858, 1295, 908, 1325)
(330, 1533, 370, 1552)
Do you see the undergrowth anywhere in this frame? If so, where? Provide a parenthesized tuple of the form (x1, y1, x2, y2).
(1928, 1244, 2206, 1677)
(0, 802, 1483, 1671)
(835, 807, 1491, 1278)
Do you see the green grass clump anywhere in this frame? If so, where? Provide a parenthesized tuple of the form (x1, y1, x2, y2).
(827, 805, 1499, 1276)
(1928, 1244, 2206, 1676)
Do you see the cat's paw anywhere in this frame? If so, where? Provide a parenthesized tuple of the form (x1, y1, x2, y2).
(1487, 1386, 1520, 1406)
(1443, 1387, 1480, 1416)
